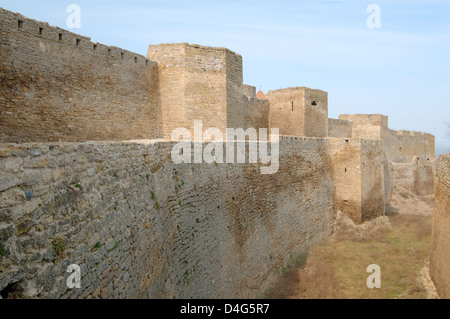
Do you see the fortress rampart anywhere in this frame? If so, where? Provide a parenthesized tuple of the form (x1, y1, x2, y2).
(430, 154, 450, 299)
(0, 138, 335, 298)
(0, 8, 161, 143)
(328, 138, 385, 223)
(338, 114, 435, 163)
(0, 8, 439, 299)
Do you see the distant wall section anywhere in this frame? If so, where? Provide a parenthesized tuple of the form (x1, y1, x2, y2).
(267, 87, 328, 138)
(243, 97, 269, 132)
(0, 8, 161, 143)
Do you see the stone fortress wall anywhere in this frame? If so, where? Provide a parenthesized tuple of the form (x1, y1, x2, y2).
(0, 138, 336, 298)
(0, 8, 161, 143)
(334, 114, 436, 203)
(430, 154, 450, 299)
(0, 8, 441, 298)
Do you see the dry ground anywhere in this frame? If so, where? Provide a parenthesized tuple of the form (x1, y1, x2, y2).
(265, 194, 435, 299)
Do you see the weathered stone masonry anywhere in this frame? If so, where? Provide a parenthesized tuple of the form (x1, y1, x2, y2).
(0, 138, 335, 298)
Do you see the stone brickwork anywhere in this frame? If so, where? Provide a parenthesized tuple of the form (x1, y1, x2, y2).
(430, 154, 450, 298)
(339, 114, 435, 163)
(148, 43, 244, 139)
(338, 114, 436, 204)
(383, 129, 435, 163)
(243, 96, 269, 133)
(0, 138, 335, 298)
(328, 138, 385, 224)
(267, 87, 328, 138)
(339, 114, 388, 140)
(328, 119, 352, 138)
(0, 8, 161, 143)
(360, 139, 385, 221)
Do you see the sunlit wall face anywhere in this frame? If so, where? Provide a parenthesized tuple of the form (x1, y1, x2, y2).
(0, 0, 449, 155)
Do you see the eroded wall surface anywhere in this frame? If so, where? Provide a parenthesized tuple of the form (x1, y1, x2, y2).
(0, 8, 161, 143)
(328, 138, 362, 223)
(430, 154, 450, 299)
(0, 138, 336, 298)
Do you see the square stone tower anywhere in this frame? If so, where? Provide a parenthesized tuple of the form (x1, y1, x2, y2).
(148, 43, 244, 139)
(266, 87, 328, 137)
(329, 138, 386, 223)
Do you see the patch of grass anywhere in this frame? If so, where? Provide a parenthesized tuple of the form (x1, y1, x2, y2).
(265, 215, 432, 299)
(154, 202, 161, 211)
(183, 266, 196, 286)
(92, 242, 102, 251)
(264, 287, 275, 299)
(151, 191, 156, 201)
(0, 243, 5, 256)
(52, 237, 66, 256)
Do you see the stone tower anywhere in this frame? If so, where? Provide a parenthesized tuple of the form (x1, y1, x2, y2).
(148, 43, 244, 139)
(267, 87, 328, 137)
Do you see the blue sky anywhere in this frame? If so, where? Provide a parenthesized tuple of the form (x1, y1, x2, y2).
(1, 0, 449, 155)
